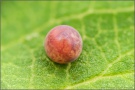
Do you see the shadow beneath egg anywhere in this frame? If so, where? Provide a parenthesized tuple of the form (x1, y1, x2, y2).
(37, 46, 83, 69)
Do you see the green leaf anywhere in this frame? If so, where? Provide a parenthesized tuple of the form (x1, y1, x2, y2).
(1, 1, 134, 89)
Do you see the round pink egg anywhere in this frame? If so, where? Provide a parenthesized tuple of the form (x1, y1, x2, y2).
(44, 25, 82, 64)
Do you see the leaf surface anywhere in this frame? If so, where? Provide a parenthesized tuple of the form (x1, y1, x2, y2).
(1, 1, 134, 89)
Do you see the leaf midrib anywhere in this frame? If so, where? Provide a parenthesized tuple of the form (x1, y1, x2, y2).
(1, 7, 134, 52)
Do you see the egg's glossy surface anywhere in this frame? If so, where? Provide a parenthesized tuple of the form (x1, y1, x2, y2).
(44, 25, 82, 64)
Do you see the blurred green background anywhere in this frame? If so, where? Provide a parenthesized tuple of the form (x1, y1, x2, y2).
(1, 1, 134, 89)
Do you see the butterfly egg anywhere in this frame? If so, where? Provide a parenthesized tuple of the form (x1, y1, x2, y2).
(44, 25, 82, 64)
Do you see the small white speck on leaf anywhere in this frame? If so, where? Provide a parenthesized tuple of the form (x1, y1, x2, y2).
(26, 32, 39, 40)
